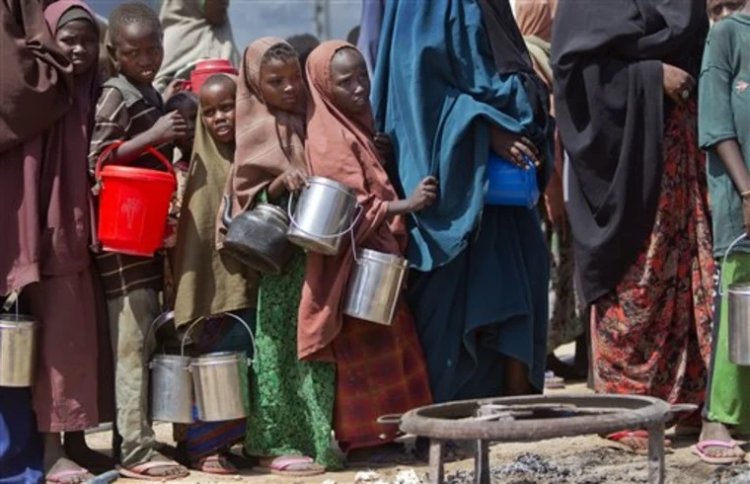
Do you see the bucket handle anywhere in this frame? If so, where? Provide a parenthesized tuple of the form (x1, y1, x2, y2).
(144, 310, 180, 367)
(287, 189, 364, 240)
(180, 312, 257, 368)
(719, 233, 747, 296)
(94, 140, 176, 181)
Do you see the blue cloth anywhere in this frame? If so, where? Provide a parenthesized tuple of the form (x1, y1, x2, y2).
(0, 388, 43, 484)
(356, 0, 385, 77)
(372, 0, 551, 401)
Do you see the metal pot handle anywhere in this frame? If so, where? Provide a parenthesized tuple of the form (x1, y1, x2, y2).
(287, 189, 364, 240)
(719, 233, 747, 296)
(144, 310, 184, 365)
(180, 312, 257, 368)
(376, 413, 403, 425)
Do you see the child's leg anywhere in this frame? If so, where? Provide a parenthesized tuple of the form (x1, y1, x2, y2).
(107, 287, 161, 467)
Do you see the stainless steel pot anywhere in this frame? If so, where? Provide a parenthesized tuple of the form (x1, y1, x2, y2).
(343, 249, 408, 325)
(287, 177, 359, 255)
(722, 234, 750, 365)
(0, 314, 37, 387)
(189, 313, 256, 422)
(147, 311, 193, 423)
(221, 197, 292, 274)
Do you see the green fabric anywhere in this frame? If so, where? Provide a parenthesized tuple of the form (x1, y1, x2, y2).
(707, 253, 750, 431)
(244, 249, 341, 469)
(698, 14, 750, 257)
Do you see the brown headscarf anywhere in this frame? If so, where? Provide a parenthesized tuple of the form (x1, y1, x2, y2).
(0, 0, 73, 152)
(225, 37, 307, 218)
(515, 0, 555, 42)
(297, 41, 406, 361)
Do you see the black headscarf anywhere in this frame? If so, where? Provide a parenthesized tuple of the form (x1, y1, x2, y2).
(552, 0, 707, 305)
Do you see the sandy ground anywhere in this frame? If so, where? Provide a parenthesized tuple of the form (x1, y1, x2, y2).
(85, 347, 750, 483)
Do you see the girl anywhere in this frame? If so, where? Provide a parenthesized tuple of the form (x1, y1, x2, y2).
(300, 40, 435, 455)
(227, 37, 339, 476)
(171, 74, 256, 474)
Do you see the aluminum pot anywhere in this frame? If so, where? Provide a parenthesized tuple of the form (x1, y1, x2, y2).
(287, 177, 359, 255)
(189, 313, 256, 422)
(0, 314, 37, 387)
(221, 197, 292, 274)
(147, 311, 194, 423)
(722, 234, 750, 365)
(343, 249, 408, 325)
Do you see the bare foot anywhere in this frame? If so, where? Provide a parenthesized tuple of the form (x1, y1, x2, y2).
(45, 457, 94, 484)
(696, 421, 745, 462)
(63, 431, 115, 472)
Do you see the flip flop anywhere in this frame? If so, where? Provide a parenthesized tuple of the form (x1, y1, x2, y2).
(46, 469, 93, 484)
(117, 460, 190, 481)
(255, 455, 325, 477)
(691, 439, 745, 465)
(192, 454, 237, 475)
(604, 430, 672, 456)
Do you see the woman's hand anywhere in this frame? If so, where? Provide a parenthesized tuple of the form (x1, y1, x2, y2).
(408, 176, 439, 212)
(663, 63, 695, 105)
(279, 168, 308, 192)
(489, 125, 540, 169)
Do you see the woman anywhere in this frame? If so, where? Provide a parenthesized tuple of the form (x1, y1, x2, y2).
(553, 1, 713, 452)
(227, 37, 339, 475)
(515, 0, 585, 383)
(371, 0, 552, 402)
(300, 40, 434, 455)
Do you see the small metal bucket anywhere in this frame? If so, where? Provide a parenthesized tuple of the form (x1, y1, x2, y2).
(287, 177, 360, 255)
(0, 314, 37, 387)
(147, 312, 193, 423)
(187, 313, 256, 422)
(343, 249, 408, 325)
(722, 234, 750, 365)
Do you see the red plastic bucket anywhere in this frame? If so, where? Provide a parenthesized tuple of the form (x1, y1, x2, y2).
(95, 142, 176, 257)
(189, 59, 237, 93)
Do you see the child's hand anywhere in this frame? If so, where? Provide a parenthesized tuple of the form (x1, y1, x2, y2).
(150, 111, 188, 145)
(280, 168, 309, 193)
(373, 132, 393, 165)
(663, 63, 695, 105)
(408, 176, 438, 212)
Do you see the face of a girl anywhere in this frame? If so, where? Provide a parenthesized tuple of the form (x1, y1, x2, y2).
(330, 47, 370, 117)
(259, 57, 304, 112)
(200, 81, 237, 143)
(55, 18, 99, 76)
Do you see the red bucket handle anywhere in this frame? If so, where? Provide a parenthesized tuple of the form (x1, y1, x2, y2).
(94, 140, 175, 180)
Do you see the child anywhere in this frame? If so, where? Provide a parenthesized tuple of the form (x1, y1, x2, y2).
(697, 1, 750, 465)
(300, 41, 436, 456)
(171, 74, 257, 473)
(228, 37, 339, 476)
(87, 3, 189, 480)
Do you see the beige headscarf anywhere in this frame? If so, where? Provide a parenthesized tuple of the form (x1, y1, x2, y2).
(515, 0, 555, 88)
(223, 37, 307, 219)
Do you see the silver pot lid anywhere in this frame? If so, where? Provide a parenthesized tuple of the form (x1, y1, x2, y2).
(357, 248, 408, 268)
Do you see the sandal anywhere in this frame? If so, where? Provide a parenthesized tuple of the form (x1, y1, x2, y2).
(604, 430, 672, 456)
(255, 455, 325, 477)
(117, 460, 190, 481)
(46, 469, 93, 484)
(691, 439, 745, 465)
(192, 453, 237, 475)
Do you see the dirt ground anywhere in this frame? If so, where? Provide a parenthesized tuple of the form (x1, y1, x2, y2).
(85, 347, 750, 483)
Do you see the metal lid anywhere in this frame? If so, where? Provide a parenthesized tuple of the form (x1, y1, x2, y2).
(307, 176, 356, 198)
(729, 283, 750, 295)
(254, 203, 289, 224)
(357, 248, 408, 268)
(0, 313, 37, 326)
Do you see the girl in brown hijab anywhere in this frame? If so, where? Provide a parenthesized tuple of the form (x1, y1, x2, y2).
(224, 37, 340, 475)
(299, 40, 435, 453)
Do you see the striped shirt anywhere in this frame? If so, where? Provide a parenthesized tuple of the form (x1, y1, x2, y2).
(89, 75, 171, 299)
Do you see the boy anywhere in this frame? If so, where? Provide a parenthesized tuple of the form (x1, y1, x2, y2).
(87, 3, 189, 480)
(697, 0, 750, 465)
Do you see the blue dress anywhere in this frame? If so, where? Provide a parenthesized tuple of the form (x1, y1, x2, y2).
(0, 388, 43, 483)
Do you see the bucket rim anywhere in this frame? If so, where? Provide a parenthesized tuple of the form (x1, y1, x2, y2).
(99, 165, 177, 183)
(0, 314, 37, 325)
(306, 176, 356, 198)
(729, 282, 750, 294)
(356, 248, 408, 267)
(191, 351, 244, 365)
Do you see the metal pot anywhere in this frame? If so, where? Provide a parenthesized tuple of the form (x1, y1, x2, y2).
(343, 249, 408, 325)
(287, 177, 359, 255)
(0, 314, 37, 387)
(722, 234, 750, 365)
(221, 196, 292, 274)
(147, 312, 193, 423)
(188, 313, 256, 422)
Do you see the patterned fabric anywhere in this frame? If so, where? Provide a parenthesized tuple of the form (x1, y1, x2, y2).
(333, 299, 433, 451)
(592, 103, 714, 411)
(245, 250, 341, 469)
(88, 74, 169, 299)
